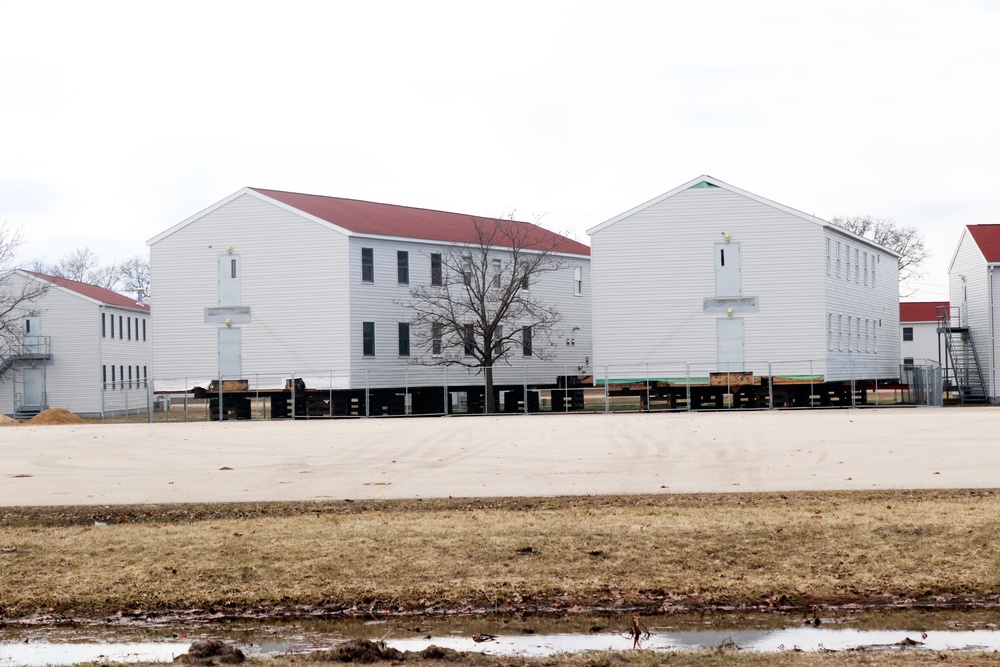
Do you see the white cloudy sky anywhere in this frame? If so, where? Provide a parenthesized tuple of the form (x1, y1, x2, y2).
(1, 0, 998, 301)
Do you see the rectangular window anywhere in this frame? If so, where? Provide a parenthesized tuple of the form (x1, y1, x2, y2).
(143, 366, 148, 385)
(398, 322, 410, 356)
(432, 322, 442, 356)
(461, 255, 472, 286)
(463, 324, 475, 356)
(110, 315, 115, 338)
(111, 365, 116, 384)
(397, 251, 409, 284)
(520, 273, 529, 291)
(903, 357, 914, 367)
(142, 318, 147, 341)
(128, 365, 132, 389)
(863, 251, 869, 285)
(845, 246, 851, 281)
(127, 317, 132, 340)
(119, 365, 124, 389)
(854, 317, 860, 351)
(574, 266, 583, 296)
(102, 313, 106, 338)
(102, 365, 107, 387)
(871, 255, 876, 287)
(827, 313, 833, 351)
(430, 253, 442, 286)
(847, 316, 853, 351)
(491, 259, 502, 288)
(902, 326, 914, 342)
(825, 239, 830, 275)
(853, 248, 859, 282)
(836, 242, 842, 278)
(119, 315, 123, 339)
(361, 247, 374, 283)
(362, 321, 375, 356)
(522, 326, 532, 357)
(838, 315, 843, 351)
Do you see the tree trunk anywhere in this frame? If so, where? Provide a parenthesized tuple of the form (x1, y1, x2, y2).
(484, 365, 495, 414)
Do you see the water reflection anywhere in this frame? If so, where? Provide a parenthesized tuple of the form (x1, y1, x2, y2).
(2, 610, 999, 666)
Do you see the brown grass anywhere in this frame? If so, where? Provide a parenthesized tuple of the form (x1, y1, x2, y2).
(2, 490, 1000, 619)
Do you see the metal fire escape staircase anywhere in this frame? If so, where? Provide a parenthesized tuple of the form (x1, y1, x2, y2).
(937, 306, 989, 404)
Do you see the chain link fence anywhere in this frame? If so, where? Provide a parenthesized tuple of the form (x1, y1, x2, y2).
(98, 358, 943, 422)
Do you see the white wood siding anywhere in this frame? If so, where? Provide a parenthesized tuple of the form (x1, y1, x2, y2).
(100, 307, 153, 414)
(949, 233, 994, 396)
(591, 187, 829, 382)
(348, 236, 591, 388)
(151, 193, 351, 390)
(900, 321, 940, 366)
(0, 275, 151, 416)
(822, 227, 900, 381)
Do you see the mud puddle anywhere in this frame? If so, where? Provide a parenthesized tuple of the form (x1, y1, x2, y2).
(3, 610, 1000, 665)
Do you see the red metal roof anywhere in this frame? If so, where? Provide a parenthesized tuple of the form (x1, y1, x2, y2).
(24, 271, 150, 311)
(250, 188, 591, 256)
(966, 224, 1000, 263)
(900, 301, 948, 323)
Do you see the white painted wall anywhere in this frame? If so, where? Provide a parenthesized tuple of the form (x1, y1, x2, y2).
(949, 231, 994, 397)
(150, 193, 351, 390)
(0, 273, 151, 416)
(347, 236, 592, 389)
(900, 321, 940, 366)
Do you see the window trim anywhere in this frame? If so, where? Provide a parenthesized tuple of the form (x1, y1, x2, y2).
(361, 247, 374, 283)
(397, 250, 409, 285)
(398, 322, 410, 357)
(362, 321, 376, 357)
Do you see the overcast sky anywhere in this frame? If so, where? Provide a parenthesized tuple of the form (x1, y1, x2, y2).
(2, 0, 997, 301)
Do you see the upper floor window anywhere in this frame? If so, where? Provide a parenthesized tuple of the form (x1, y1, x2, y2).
(127, 317, 132, 340)
(119, 315, 123, 339)
(520, 273, 530, 291)
(574, 266, 583, 296)
(110, 315, 115, 338)
(142, 318, 147, 341)
(430, 253, 442, 286)
(522, 326, 532, 357)
(361, 248, 374, 283)
(491, 259, 502, 288)
(431, 322, 443, 356)
(102, 313, 106, 338)
(461, 255, 472, 286)
(397, 251, 409, 285)
(463, 324, 474, 356)
(902, 326, 914, 342)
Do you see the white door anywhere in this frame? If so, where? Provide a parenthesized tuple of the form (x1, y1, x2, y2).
(714, 242, 741, 296)
(717, 318, 745, 370)
(23, 367, 44, 407)
(218, 255, 241, 306)
(219, 328, 242, 379)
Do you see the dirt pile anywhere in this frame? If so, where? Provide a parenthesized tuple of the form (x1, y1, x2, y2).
(26, 408, 86, 425)
(0, 413, 22, 426)
(174, 639, 245, 665)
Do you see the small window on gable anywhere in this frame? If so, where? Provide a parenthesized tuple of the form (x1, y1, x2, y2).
(689, 181, 718, 189)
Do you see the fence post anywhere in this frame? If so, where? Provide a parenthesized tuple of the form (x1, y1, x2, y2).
(809, 361, 814, 408)
(686, 363, 691, 412)
(768, 362, 774, 410)
(645, 363, 650, 413)
(365, 370, 370, 418)
(443, 366, 449, 416)
(405, 367, 410, 416)
(850, 358, 856, 408)
(147, 378, 153, 423)
(218, 374, 224, 422)
(603, 365, 609, 414)
(523, 366, 528, 415)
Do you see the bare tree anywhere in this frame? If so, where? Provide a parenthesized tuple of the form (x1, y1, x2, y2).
(115, 254, 151, 298)
(0, 220, 49, 369)
(400, 215, 569, 413)
(29, 248, 149, 296)
(831, 215, 928, 289)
